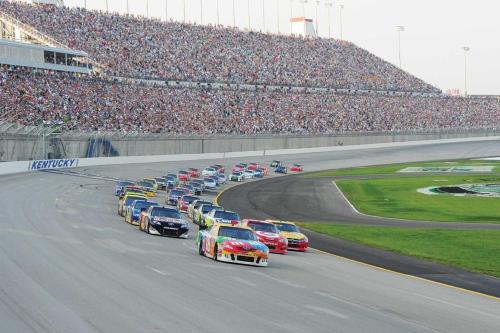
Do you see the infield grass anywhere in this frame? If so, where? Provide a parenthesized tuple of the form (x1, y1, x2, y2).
(336, 175, 500, 223)
(310, 159, 500, 177)
(300, 223, 500, 278)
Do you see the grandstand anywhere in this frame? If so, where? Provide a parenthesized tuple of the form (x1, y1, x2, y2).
(0, 0, 499, 139)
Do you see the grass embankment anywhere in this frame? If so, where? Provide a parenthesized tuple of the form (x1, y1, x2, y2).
(309, 160, 500, 177)
(300, 223, 500, 278)
(336, 175, 500, 223)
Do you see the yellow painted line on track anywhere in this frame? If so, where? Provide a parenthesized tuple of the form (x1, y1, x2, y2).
(215, 175, 500, 302)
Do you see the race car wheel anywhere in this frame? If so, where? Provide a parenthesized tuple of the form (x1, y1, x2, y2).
(198, 241, 204, 256)
(213, 245, 218, 261)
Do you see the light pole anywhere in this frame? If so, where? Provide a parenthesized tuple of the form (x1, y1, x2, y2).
(315, 0, 319, 36)
(105, 0, 108, 13)
(84, 0, 86, 10)
(300, 0, 308, 17)
(217, 0, 220, 25)
(324, 2, 332, 38)
(183, 0, 186, 23)
(395, 25, 405, 68)
(233, 0, 236, 27)
(164, 0, 167, 21)
(126, 0, 129, 15)
(339, 4, 344, 40)
(146, 0, 149, 18)
(262, 0, 266, 31)
(463, 46, 470, 96)
(277, 0, 280, 34)
(290, 0, 293, 34)
(247, 0, 251, 30)
(200, 0, 203, 24)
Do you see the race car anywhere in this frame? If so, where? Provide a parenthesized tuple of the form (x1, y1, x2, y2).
(268, 220, 309, 252)
(165, 174, 179, 186)
(115, 180, 135, 196)
(125, 200, 160, 225)
(143, 178, 159, 191)
(118, 193, 147, 217)
(258, 165, 268, 176)
(203, 177, 217, 190)
(139, 206, 189, 238)
(155, 177, 168, 191)
(187, 199, 212, 220)
(136, 181, 156, 197)
(242, 219, 287, 254)
(289, 164, 303, 172)
(166, 188, 189, 206)
(196, 223, 269, 267)
(231, 164, 245, 173)
(188, 181, 203, 195)
(188, 168, 200, 178)
(177, 195, 200, 213)
(212, 164, 225, 174)
(118, 185, 144, 198)
(246, 162, 260, 171)
(180, 184, 196, 195)
(275, 165, 288, 174)
(178, 170, 191, 182)
(253, 169, 264, 178)
(217, 174, 227, 184)
(194, 203, 221, 225)
(243, 169, 256, 179)
(202, 209, 241, 229)
(202, 167, 217, 177)
(229, 171, 244, 182)
(270, 160, 281, 167)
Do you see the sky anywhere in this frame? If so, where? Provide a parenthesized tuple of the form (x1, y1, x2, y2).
(58, 0, 500, 95)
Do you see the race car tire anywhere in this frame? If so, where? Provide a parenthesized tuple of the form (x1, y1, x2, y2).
(146, 221, 151, 234)
(198, 241, 204, 256)
(213, 245, 218, 261)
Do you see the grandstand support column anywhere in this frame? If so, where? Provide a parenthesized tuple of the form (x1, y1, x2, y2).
(183, 0, 186, 23)
(262, 0, 266, 31)
(248, 0, 251, 30)
(164, 0, 167, 21)
(127, 0, 129, 15)
(276, 0, 280, 33)
(339, 4, 344, 40)
(396, 25, 405, 68)
(146, 0, 149, 18)
(105, 0, 109, 13)
(290, 0, 293, 34)
(315, 0, 319, 35)
(200, 0, 203, 24)
(217, 0, 220, 25)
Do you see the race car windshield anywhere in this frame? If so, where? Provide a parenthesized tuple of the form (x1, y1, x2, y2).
(138, 181, 153, 188)
(202, 205, 217, 213)
(214, 211, 240, 220)
(218, 227, 257, 241)
(248, 222, 278, 233)
(125, 197, 147, 205)
(182, 196, 198, 203)
(232, 172, 242, 176)
(118, 181, 134, 187)
(275, 223, 300, 232)
(151, 208, 182, 219)
(170, 190, 184, 196)
(195, 201, 211, 208)
(134, 201, 158, 210)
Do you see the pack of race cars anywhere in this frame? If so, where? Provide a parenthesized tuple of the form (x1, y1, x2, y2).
(114, 161, 307, 267)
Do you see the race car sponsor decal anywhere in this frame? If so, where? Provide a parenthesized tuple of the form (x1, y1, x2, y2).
(255, 231, 279, 238)
(153, 216, 183, 223)
(29, 158, 79, 170)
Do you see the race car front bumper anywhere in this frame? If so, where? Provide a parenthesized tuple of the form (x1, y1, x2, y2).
(218, 252, 268, 267)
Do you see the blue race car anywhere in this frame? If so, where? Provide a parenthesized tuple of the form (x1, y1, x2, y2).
(125, 200, 160, 225)
(253, 168, 264, 178)
(167, 188, 188, 206)
(275, 165, 288, 174)
(115, 180, 135, 196)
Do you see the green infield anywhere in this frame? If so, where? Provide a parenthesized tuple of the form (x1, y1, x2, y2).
(300, 223, 500, 278)
(336, 175, 500, 223)
(309, 159, 500, 177)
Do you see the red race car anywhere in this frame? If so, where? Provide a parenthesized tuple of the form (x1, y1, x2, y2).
(212, 164, 225, 174)
(241, 219, 288, 254)
(177, 195, 200, 212)
(246, 162, 260, 171)
(231, 164, 245, 173)
(289, 164, 303, 172)
(178, 170, 191, 182)
(188, 168, 200, 178)
(257, 165, 268, 176)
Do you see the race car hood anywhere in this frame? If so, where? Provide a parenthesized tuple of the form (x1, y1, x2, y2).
(279, 231, 307, 240)
(151, 216, 185, 224)
(217, 237, 269, 253)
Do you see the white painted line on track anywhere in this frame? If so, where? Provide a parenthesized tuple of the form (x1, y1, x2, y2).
(412, 293, 500, 320)
(249, 270, 306, 289)
(303, 304, 349, 320)
(231, 276, 257, 287)
(145, 265, 170, 276)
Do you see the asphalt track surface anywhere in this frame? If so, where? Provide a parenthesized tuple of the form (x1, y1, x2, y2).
(1, 140, 500, 333)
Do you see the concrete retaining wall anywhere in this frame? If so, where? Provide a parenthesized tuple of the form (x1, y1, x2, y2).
(1, 129, 499, 162)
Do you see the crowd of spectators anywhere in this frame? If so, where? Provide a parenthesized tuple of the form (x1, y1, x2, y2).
(1, 68, 498, 135)
(0, 1, 439, 93)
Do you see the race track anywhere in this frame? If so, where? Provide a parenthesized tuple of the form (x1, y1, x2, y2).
(1, 140, 500, 333)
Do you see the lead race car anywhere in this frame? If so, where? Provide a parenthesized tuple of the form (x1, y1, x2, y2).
(196, 223, 269, 266)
